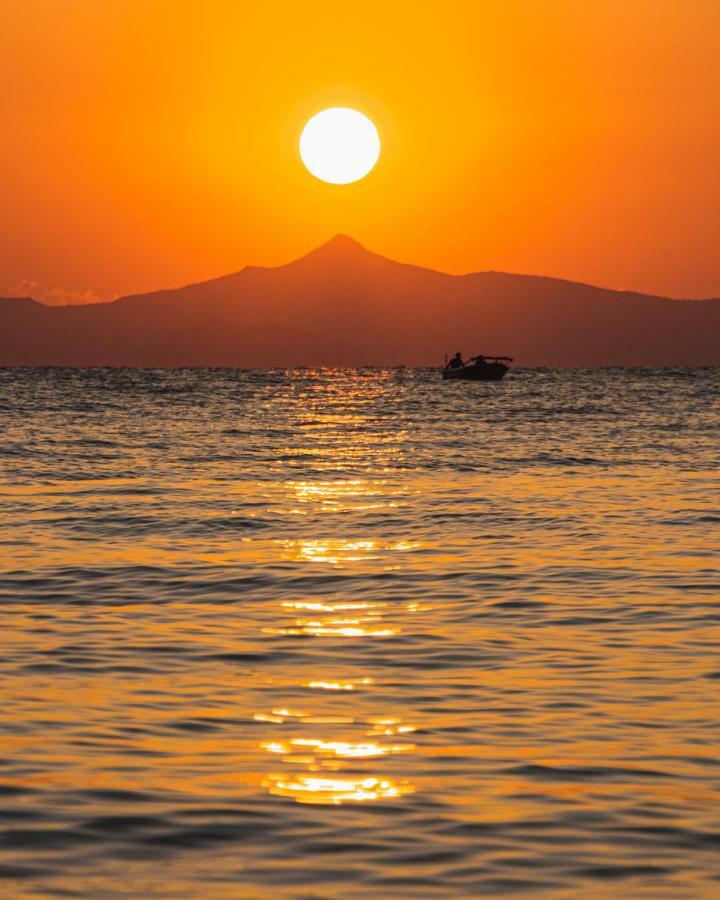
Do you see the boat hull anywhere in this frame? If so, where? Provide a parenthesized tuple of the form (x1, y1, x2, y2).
(442, 362, 509, 381)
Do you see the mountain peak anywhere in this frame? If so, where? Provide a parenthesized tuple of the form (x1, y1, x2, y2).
(315, 234, 368, 254)
(284, 233, 383, 271)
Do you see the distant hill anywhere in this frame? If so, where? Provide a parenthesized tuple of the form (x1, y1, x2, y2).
(1, 235, 719, 366)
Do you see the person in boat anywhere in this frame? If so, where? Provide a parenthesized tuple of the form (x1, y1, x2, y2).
(472, 354, 486, 366)
(447, 351, 464, 369)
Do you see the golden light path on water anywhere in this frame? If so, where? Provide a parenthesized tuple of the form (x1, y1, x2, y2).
(243, 449, 425, 807)
(1, 368, 720, 896)
(257, 487, 422, 804)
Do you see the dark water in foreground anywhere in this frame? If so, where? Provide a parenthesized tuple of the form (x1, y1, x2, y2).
(1, 367, 719, 898)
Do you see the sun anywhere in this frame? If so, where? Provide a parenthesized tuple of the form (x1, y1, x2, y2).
(300, 108, 381, 185)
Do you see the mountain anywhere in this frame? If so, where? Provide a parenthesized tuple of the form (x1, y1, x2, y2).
(1, 235, 719, 366)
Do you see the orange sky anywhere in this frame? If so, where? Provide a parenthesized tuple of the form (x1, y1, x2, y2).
(1, 0, 719, 302)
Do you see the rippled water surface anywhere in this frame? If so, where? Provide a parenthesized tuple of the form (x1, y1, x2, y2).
(1, 367, 719, 898)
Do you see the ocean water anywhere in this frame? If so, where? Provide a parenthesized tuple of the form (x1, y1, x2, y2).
(1, 367, 719, 899)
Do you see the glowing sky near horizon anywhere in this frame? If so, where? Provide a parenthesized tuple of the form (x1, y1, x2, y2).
(1, 0, 719, 303)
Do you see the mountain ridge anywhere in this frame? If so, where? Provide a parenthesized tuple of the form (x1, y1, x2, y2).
(1, 236, 719, 367)
(4, 235, 719, 308)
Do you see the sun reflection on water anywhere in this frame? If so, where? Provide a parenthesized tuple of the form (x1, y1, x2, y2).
(257, 593, 422, 804)
(263, 774, 415, 806)
(265, 599, 401, 638)
(258, 702, 418, 805)
(261, 738, 415, 759)
(256, 467, 423, 805)
(288, 479, 403, 515)
(280, 538, 422, 565)
(305, 678, 374, 691)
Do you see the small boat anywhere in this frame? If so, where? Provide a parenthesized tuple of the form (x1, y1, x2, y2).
(442, 354, 512, 381)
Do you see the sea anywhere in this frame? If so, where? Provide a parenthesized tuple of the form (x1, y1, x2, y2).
(1, 367, 719, 898)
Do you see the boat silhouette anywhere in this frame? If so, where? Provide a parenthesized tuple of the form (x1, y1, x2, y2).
(442, 354, 512, 381)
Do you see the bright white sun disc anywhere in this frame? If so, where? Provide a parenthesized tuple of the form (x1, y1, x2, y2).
(300, 108, 380, 185)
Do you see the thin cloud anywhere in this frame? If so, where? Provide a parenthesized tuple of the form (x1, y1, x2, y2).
(3, 280, 110, 306)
